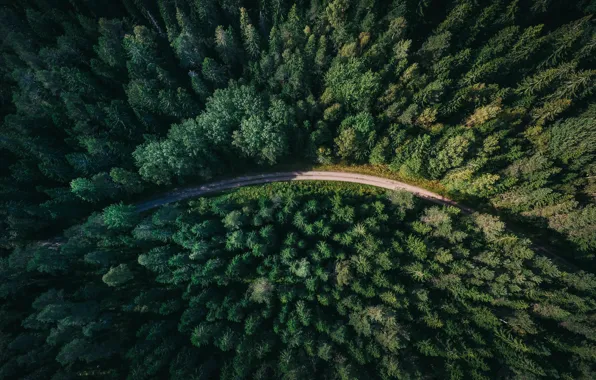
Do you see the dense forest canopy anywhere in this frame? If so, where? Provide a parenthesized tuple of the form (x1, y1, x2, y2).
(2, 182, 596, 379)
(1, 0, 596, 378)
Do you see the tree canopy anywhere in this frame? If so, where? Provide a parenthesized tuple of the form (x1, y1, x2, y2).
(1, 0, 596, 378)
(2, 182, 596, 378)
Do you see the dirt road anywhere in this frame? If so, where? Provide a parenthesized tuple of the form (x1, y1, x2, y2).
(135, 171, 471, 212)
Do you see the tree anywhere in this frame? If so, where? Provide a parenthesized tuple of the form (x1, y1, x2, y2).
(71, 173, 119, 203)
(201, 57, 227, 86)
(133, 138, 201, 185)
(323, 58, 381, 113)
(109, 167, 144, 194)
(428, 132, 473, 179)
(103, 203, 139, 229)
(392, 134, 432, 178)
(473, 213, 505, 241)
(548, 205, 596, 251)
(189, 71, 210, 100)
(124, 25, 197, 119)
(232, 114, 288, 164)
(546, 106, 596, 169)
(417, 31, 451, 64)
(240, 8, 260, 59)
(102, 264, 134, 287)
(170, 6, 204, 68)
(334, 112, 376, 161)
(249, 277, 274, 304)
(92, 18, 127, 79)
(214, 26, 240, 66)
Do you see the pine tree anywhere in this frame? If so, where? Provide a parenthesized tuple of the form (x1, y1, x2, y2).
(102, 263, 134, 287)
(214, 25, 240, 67)
(240, 8, 261, 60)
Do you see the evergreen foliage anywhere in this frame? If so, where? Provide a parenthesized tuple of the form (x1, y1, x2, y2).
(1, 0, 594, 259)
(1, 183, 595, 378)
(1, 0, 596, 378)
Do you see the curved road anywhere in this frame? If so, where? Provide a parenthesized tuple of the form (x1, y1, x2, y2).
(135, 171, 472, 213)
(135, 170, 580, 271)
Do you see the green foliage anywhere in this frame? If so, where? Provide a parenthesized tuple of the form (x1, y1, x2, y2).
(240, 8, 260, 59)
(335, 112, 376, 161)
(71, 173, 119, 203)
(323, 58, 381, 113)
(103, 203, 139, 229)
(1, 0, 595, 258)
(233, 114, 287, 164)
(248, 277, 274, 304)
(102, 263, 134, 287)
(2, 1, 596, 377)
(2, 182, 596, 378)
(109, 167, 144, 194)
(546, 105, 596, 167)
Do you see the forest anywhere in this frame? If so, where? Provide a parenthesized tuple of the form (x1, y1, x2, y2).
(3, 182, 596, 378)
(1, 0, 596, 378)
